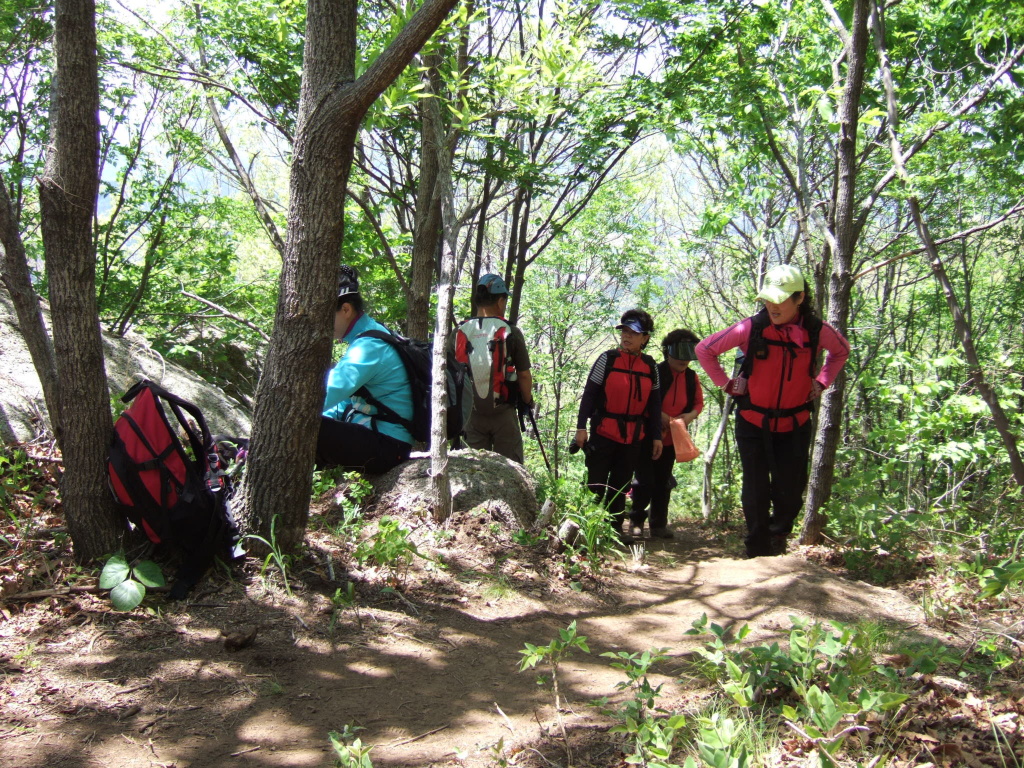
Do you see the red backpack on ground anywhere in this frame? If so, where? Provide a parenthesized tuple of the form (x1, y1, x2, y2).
(107, 380, 243, 599)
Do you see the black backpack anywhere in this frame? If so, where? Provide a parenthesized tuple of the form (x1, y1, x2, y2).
(107, 380, 243, 599)
(354, 330, 469, 447)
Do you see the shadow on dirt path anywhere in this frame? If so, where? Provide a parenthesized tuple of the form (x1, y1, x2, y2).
(0, 530, 939, 768)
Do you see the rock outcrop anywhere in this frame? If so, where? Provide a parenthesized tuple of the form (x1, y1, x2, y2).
(367, 449, 539, 529)
(0, 285, 251, 445)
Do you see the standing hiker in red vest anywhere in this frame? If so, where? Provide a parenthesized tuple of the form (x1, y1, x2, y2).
(696, 264, 850, 558)
(574, 309, 663, 546)
(629, 328, 704, 540)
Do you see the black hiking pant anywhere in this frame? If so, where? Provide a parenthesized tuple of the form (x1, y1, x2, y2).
(316, 417, 411, 474)
(585, 434, 641, 531)
(630, 444, 677, 532)
(734, 416, 812, 557)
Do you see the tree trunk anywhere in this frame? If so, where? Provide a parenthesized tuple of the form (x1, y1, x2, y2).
(37, 0, 122, 561)
(407, 53, 445, 339)
(240, 0, 459, 553)
(702, 398, 734, 522)
(800, 0, 869, 545)
(0, 182, 64, 449)
(866, 0, 1024, 486)
(918, 216, 1024, 484)
(429, 235, 456, 522)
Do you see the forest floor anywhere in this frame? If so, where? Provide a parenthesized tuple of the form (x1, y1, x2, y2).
(0, 468, 1022, 768)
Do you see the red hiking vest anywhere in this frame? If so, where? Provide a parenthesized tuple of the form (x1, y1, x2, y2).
(595, 351, 657, 444)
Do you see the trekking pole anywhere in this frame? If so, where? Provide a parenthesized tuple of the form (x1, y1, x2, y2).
(524, 405, 553, 474)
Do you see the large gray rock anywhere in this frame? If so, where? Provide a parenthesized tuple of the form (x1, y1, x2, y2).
(0, 285, 251, 444)
(368, 449, 539, 528)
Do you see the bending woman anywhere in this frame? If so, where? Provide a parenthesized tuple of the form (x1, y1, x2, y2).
(696, 265, 850, 558)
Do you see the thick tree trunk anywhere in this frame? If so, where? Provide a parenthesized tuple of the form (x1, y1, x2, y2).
(240, 0, 459, 553)
(800, 0, 869, 545)
(38, 0, 122, 561)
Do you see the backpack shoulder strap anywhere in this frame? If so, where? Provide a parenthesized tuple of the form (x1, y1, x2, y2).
(740, 308, 771, 377)
(639, 353, 658, 382)
(356, 329, 393, 344)
(803, 313, 823, 376)
(685, 367, 697, 410)
(600, 350, 620, 387)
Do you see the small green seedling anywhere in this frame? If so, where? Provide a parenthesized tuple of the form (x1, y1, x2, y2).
(99, 552, 165, 611)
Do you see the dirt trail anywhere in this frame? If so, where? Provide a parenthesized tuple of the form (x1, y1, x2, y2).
(0, 534, 931, 768)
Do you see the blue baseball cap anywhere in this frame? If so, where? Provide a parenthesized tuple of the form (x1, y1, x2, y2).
(478, 273, 509, 296)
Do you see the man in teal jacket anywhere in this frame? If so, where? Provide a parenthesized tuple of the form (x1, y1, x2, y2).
(316, 265, 413, 473)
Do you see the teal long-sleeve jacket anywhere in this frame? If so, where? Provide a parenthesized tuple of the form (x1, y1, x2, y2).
(322, 313, 414, 445)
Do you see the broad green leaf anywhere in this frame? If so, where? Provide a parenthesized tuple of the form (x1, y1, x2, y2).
(110, 579, 146, 611)
(100, 553, 130, 589)
(132, 560, 166, 588)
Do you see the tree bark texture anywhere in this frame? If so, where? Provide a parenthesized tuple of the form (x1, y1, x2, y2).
(0, 181, 64, 449)
(800, 0, 869, 545)
(37, 0, 123, 561)
(429, 241, 456, 522)
(407, 53, 445, 340)
(241, 0, 460, 553)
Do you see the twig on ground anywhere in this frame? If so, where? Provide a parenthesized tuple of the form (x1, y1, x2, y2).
(229, 745, 262, 757)
(494, 702, 516, 735)
(386, 724, 449, 747)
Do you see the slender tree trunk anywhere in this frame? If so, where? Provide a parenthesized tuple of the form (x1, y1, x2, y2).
(38, 0, 122, 561)
(866, 0, 1024, 486)
(800, 0, 869, 545)
(240, 0, 459, 552)
(408, 53, 445, 339)
(430, 212, 456, 523)
(702, 398, 733, 521)
(0, 182, 64, 449)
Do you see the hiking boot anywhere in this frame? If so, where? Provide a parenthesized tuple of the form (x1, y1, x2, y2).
(769, 535, 788, 556)
(650, 527, 674, 540)
(630, 525, 644, 538)
(617, 530, 636, 546)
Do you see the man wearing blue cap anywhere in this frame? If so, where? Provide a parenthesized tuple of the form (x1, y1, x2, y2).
(454, 273, 534, 463)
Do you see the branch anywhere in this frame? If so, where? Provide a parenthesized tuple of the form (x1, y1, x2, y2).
(853, 201, 1024, 279)
(859, 41, 1024, 217)
(346, 189, 411, 296)
(182, 291, 271, 342)
(194, 10, 287, 260)
(317, 0, 461, 126)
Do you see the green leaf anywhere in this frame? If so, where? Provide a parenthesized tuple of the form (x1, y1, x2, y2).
(110, 579, 146, 611)
(132, 560, 166, 588)
(100, 553, 131, 589)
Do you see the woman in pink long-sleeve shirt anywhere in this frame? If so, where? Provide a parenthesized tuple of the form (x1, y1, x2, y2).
(696, 264, 850, 558)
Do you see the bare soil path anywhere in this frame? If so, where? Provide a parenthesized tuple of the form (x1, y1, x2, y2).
(0, 526, 934, 768)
